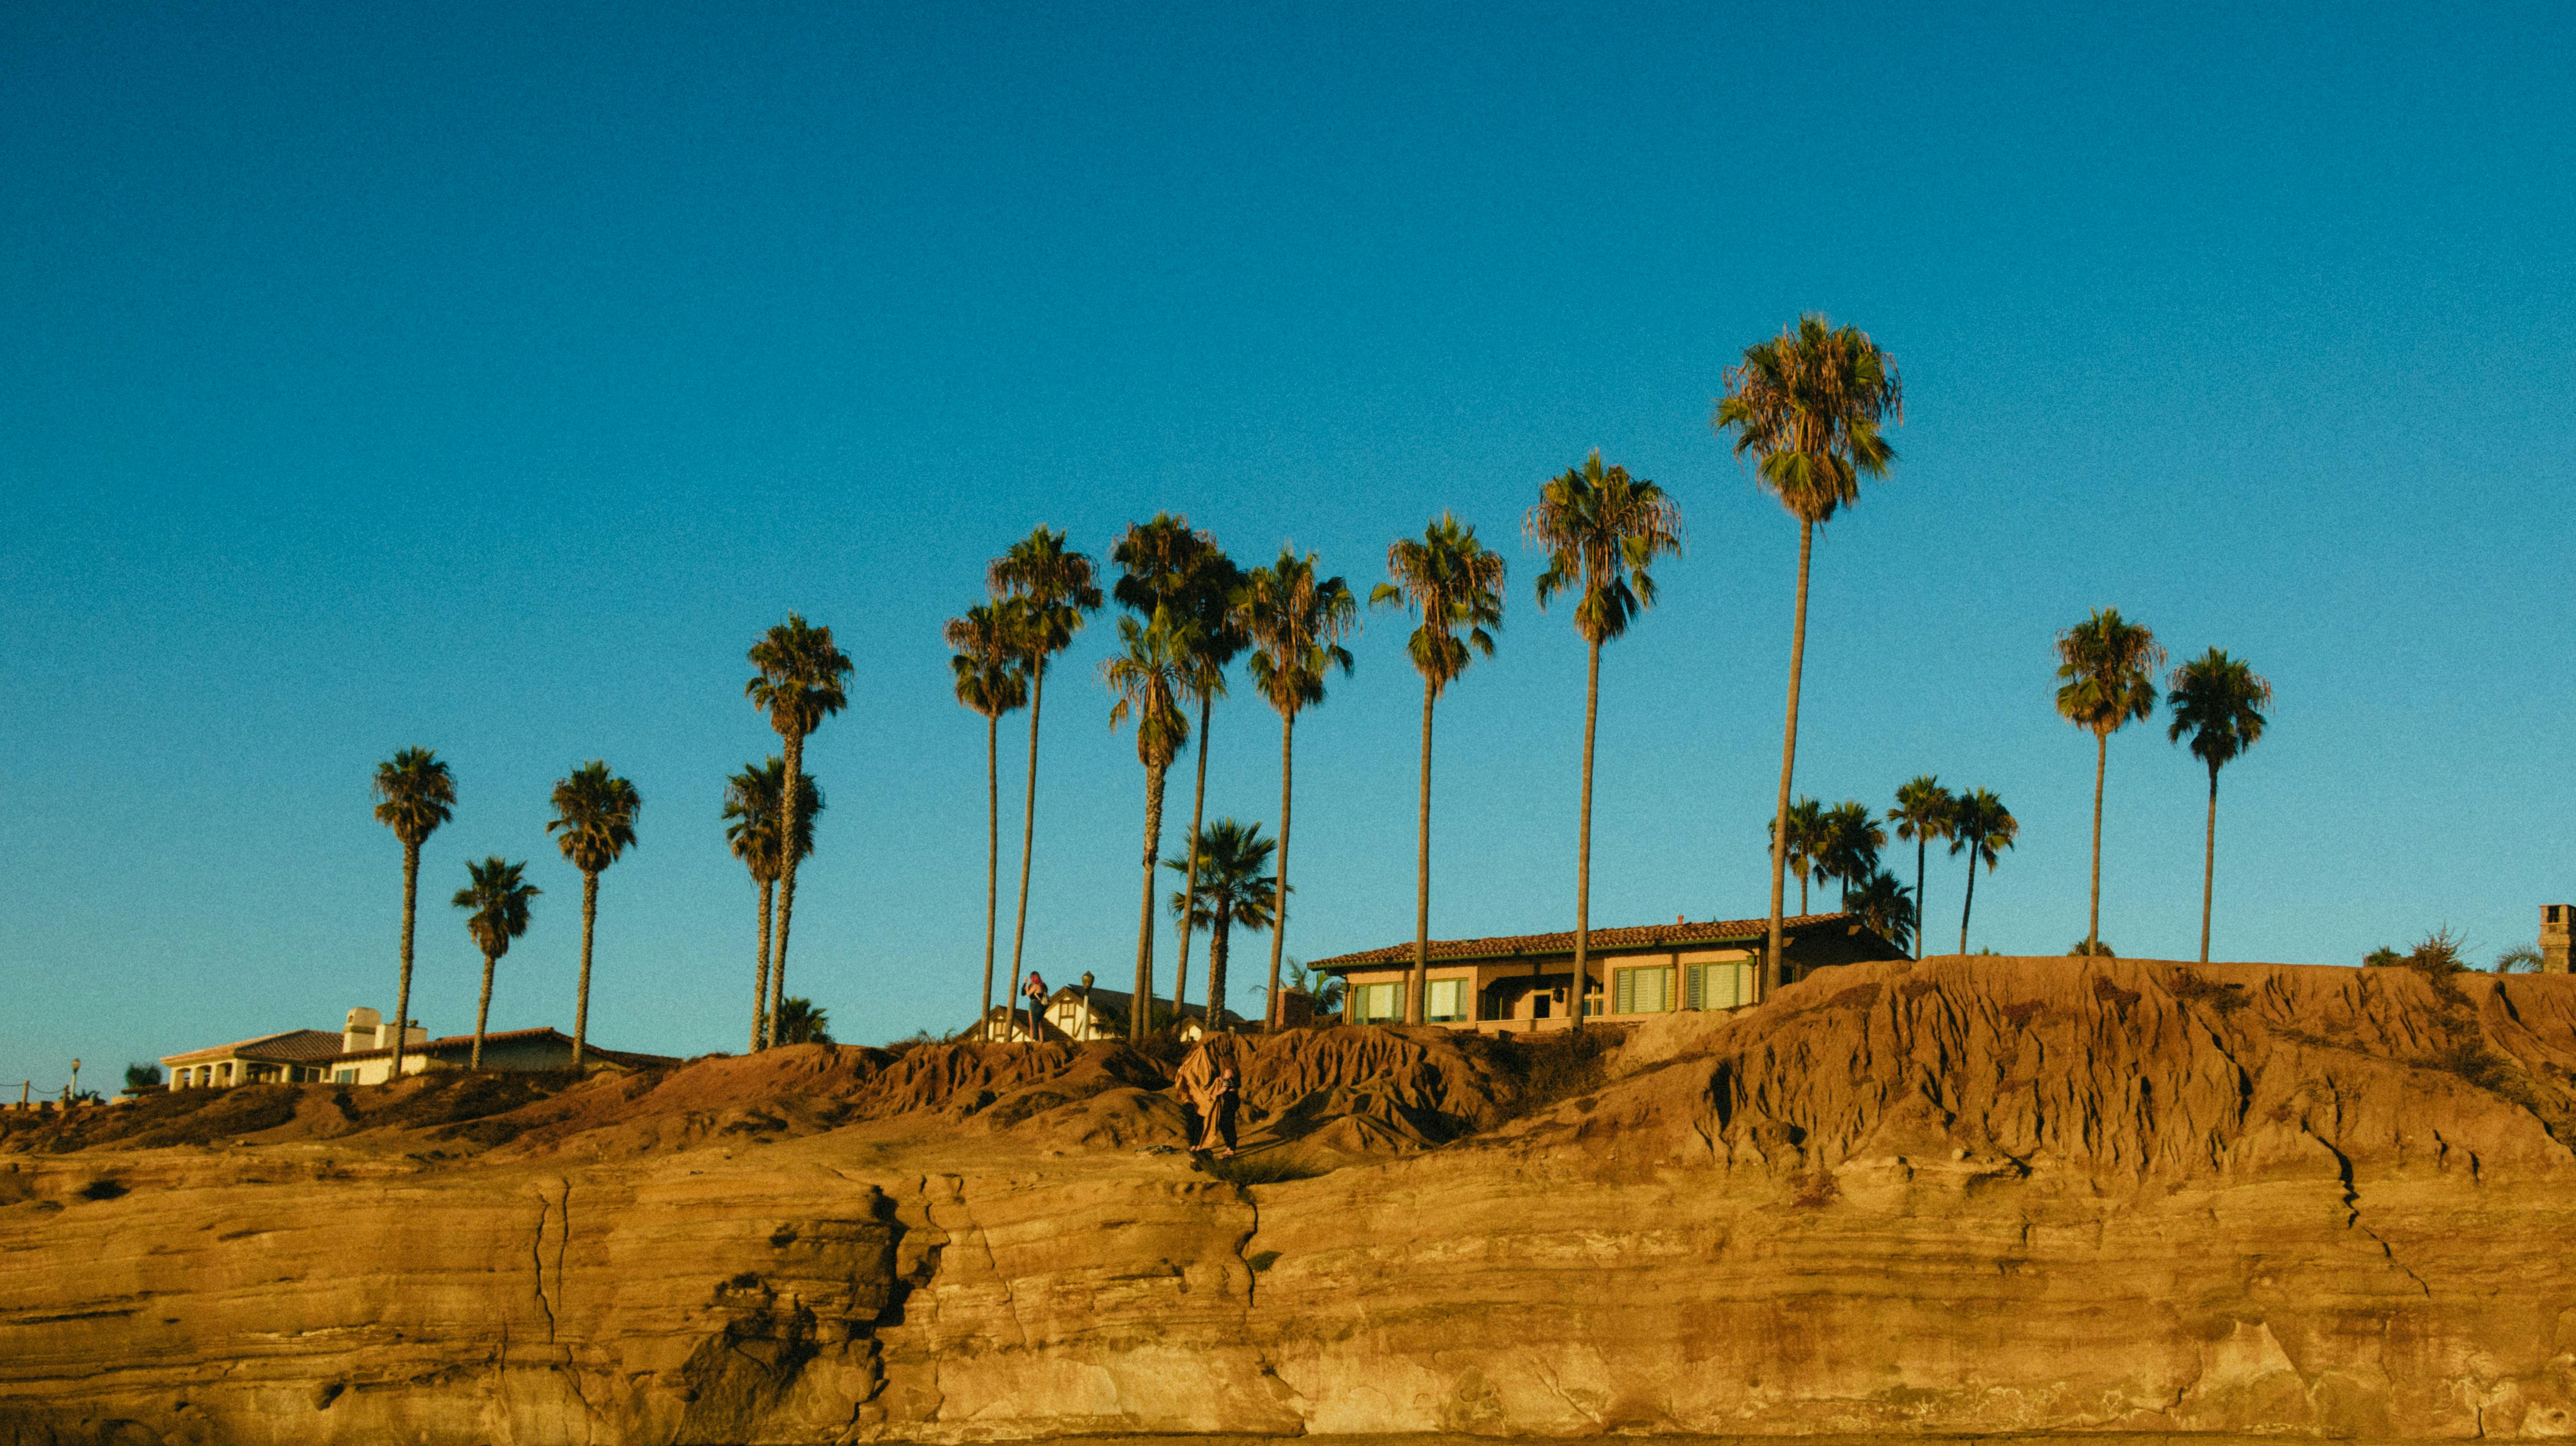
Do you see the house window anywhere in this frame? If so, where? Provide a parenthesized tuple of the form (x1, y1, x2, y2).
(1686, 960, 1751, 1010)
(333, 1068, 356, 1084)
(1614, 966, 1674, 1015)
(1425, 978, 1469, 1023)
(1353, 981, 1403, 1023)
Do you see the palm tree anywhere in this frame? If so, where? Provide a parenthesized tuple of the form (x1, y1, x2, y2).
(1237, 546, 1357, 1028)
(1764, 796, 1826, 914)
(1815, 800, 1886, 906)
(1527, 451, 1683, 1031)
(1114, 514, 1243, 1020)
(1844, 868, 1915, 956)
(1888, 776, 1955, 961)
(2166, 648, 2272, 964)
(1103, 612, 1194, 1041)
(371, 748, 455, 1085)
(451, 857, 538, 1069)
(723, 759, 821, 1050)
(1371, 514, 1506, 1024)
(2054, 608, 2165, 956)
(1948, 788, 2018, 955)
(946, 603, 1029, 1037)
(773, 997, 833, 1045)
(747, 614, 852, 1044)
(1715, 315, 1904, 995)
(547, 761, 640, 1069)
(989, 528, 1104, 1036)
(1164, 817, 1281, 1028)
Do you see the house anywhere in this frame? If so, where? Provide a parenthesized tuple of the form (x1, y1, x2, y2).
(1309, 911, 1900, 1032)
(161, 1007, 675, 1087)
(968, 982, 1252, 1043)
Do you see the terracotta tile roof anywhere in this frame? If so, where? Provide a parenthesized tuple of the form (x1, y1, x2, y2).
(161, 1029, 348, 1066)
(1308, 912, 1860, 972)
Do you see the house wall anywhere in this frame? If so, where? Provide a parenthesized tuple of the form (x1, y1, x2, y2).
(1330, 948, 1766, 1031)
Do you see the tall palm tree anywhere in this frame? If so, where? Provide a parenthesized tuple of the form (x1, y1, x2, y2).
(1844, 868, 1915, 956)
(372, 747, 455, 1085)
(2054, 608, 2165, 956)
(2167, 648, 2272, 964)
(547, 761, 640, 1069)
(1888, 776, 1955, 961)
(1237, 546, 1357, 1028)
(747, 614, 852, 1044)
(1164, 817, 1281, 1027)
(1815, 800, 1886, 906)
(946, 603, 1029, 1038)
(1949, 788, 2018, 954)
(1764, 796, 1826, 914)
(989, 528, 1103, 1036)
(1103, 612, 1193, 1041)
(1527, 451, 1683, 1031)
(1371, 514, 1506, 1024)
(451, 857, 538, 1069)
(1715, 315, 1904, 995)
(723, 759, 821, 1050)
(1114, 515, 1243, 1021)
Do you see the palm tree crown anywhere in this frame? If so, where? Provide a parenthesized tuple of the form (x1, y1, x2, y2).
(1815, 800, 1886, 903)
(1714, 313, 1905, 525)
(1889, 775, 1955, 962)
(1766, 796, 1827, 911)
(548, 762, 642, 875)
(1103, 613, 1194, 770)
(2167, 648, 2271, 770)
(1241, 549, 1359, 717)
(990, 526, 1104, 670)
(746, 613, 853, 739)
(453, 856, 539, 962)
(722, 759, 821, 884)
(1948, 787, 2019, 954)
(1845, 868, 1916, 956)
(1166, 819, 1283, 936)
(1525, 450, 1684, 644)
(2056, 609, 2165, 738)
(372, 748, 455, 847)
(945, 602, 1029, 722)
(1370, 513, 1506, 695)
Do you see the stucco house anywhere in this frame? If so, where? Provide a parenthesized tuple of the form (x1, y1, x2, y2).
(161, 1007, 674, 1087)
(970, 983, 1251, 1043)
(1309, 910, 1900, 1031)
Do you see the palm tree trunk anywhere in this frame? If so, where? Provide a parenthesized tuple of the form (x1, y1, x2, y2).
(1571, 636, 1601, 1032)
(1008, 664, 1046, 1042)
(982, 713, 1000, 1039)
(472, 952, 496, 1070)
(751, 878, 774, 1051)
(1174, 692, 1213, 1020)
(1959, 856, 1977, 956)
(2200, 763, 2219, 964)
(392, 842, 419, 1085)
(1914, 838, 1927, 960)
(2088, 730, 2107, 953)
(1408, 676, 1435, 1025)
(1265, 711, 1294, 1030)
(1133, 760, 1168, 1041)
(1765, 519, 1814, 998)
(773, 730, 805, 1042)
(1210, 902, 1233, 1029)
(573, 870, 598, 1070)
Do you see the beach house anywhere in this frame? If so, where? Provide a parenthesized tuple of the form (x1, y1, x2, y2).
(160, 1006, 674, 1087)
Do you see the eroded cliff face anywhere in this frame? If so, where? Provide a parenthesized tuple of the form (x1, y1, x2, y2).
(8, 956, 2576, 1444)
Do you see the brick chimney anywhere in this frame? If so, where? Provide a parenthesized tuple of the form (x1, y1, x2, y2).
(2544, 906, 2573, 974)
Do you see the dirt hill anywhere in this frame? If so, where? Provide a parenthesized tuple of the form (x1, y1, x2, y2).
(8, 955, 2576, 1444)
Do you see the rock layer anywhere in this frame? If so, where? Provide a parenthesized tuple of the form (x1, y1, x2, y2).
(8, 956, 2576, 1443)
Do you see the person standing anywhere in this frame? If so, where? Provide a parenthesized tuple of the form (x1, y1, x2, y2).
(1019, 970, 1049, 1042)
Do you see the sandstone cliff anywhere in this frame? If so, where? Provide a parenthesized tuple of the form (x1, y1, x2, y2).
(8, 955, 2576, 1444)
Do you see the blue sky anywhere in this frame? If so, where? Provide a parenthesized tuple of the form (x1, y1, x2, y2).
(5, 2, 2572, 1086)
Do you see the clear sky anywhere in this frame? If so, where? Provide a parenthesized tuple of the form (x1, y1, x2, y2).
(5, 2, 2573, 1089)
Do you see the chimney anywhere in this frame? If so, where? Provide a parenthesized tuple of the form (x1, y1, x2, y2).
(344, 1007, 382, 1052)
(2544, 906, 2573, 974)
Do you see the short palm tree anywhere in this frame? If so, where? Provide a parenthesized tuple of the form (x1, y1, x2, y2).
(2166, 648, 2272, 964)
(372, 747, 455, 1084)
(451, 857, 539, 1069)
(546, 760, 641, 1069)
(945, 602, 1028, 1038)
(2054, 608, 2165, 956)
(1237, 547, 1357, 1027)
(1527, 451, 1682, 1029)
(747, 615, 852, 1042)
(1371, 514, 1506, 1024)
(1115, 515, 1243, 1021)
(1888, 776, 1955, 961)
(1103, 612, 1194, 1041)
(989, 528, 1103, 1036)
(1815, 800, 1886, 907)
(773, 996, 832, 1045)
(722, 759, 821, 1050)
(1948, 788, 2018, 955)
(1164, 817, 1281, 1027)
(1715, 314, 1903, 994)
(1765, 796, 1826, 914)
(1844, 868, 1915, 956)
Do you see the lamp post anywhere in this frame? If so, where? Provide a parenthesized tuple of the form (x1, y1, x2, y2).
(66, 1059, 80, 1109)
(1080, 972, 1095, 1039)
